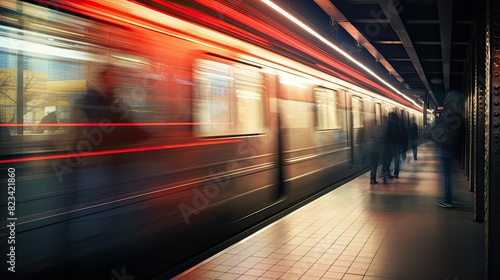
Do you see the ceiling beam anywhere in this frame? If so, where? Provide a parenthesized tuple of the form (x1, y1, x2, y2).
(376, 0, 438, 105)
(437, 0, 453, 94)
(313, 0, 405, 85)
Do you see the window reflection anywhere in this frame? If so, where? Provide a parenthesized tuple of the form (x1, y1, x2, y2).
(193, 59, 264, 137)
(314, 88, 338, 130)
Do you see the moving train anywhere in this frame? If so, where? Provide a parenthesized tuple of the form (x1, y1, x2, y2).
(0, 0, 423, 279)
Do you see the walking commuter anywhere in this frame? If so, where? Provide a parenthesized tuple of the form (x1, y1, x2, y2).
(382, 112, 404, 181)
(382, 112, 401, 184)
(370, 121, 387, 184)
(396, 113, 408, 164)
(409, 119, 419, 160)
(428, 90, 464, 208)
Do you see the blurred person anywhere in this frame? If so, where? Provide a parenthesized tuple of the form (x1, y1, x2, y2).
(70, 66, 123, 141)
(379, 113, 395, 184)
(397, 113, 408, 163)
(382, 112, 405, 181)
(66, 66, 123, 255)
(428, 90, 464, 208)
(370, 119, 387, 184)
(37, 111, 60, 134)
(66, 64, 151, 258)
(409, 118, 419, 160)
(70, 65, 150, 149)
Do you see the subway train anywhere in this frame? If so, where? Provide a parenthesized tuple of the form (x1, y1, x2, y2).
(0, 1, 423, 279)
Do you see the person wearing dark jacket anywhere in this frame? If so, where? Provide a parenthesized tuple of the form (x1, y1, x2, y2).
(383, 112, 406, 180)
(409, 119, 419, 160)
(66, 65, 151, 258)
(38, 111, 60, 134)
(428, 90, 464, 208)
(378, 113, 395, 183)
(370, 121, 386, 184)
(396, 113, 408, 166)
(70, 66, 150, 150)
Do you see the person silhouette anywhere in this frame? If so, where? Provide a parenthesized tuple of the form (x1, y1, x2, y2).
(38, 111, 60, 134)
(409, 119, 419, 160)
(370, 118, 387, 184)
(428, 90, 464, 208)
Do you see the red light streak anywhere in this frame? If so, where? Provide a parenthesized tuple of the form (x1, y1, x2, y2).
(145, 0, 271, 47)
(0, 139, 241, 164)
(0, 122, 232, 127)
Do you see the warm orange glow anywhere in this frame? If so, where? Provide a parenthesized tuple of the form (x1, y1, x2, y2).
(146, 0, 271, 47)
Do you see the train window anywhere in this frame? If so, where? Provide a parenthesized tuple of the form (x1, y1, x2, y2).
(314, 88, 338, 130)
(375, 103, 382, 126)
(351, 96, 364, 128)
(193, 59, 264, 137)
(0, 2, 166, 138)
(384, 106, 392, 118)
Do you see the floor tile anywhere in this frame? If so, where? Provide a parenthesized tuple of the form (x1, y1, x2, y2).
(172, 144, 484, 280)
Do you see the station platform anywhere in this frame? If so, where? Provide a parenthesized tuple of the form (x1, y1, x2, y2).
(172, 142, 484, 280)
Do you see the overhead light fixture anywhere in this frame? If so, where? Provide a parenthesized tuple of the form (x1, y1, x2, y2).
(430, 78, 443, 84)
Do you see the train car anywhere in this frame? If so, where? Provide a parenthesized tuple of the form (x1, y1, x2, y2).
(0, 1, 423, 279)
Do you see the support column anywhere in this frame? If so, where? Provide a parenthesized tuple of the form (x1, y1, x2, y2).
(467, 40, 474, 190)
(474, 0, 486, 223)
(466, 57, 472, 187)
(484, 0, 500, 278)
(423, 92, 428, 130)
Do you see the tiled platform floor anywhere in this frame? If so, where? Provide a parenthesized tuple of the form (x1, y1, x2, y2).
(173, 143, 484, 280)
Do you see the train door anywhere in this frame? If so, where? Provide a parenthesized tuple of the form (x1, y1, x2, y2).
(375, 102, 383, 126)
(350, 95, 365, 167)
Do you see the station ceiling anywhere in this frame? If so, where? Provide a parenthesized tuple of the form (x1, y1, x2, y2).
(281, 0, 478, 107)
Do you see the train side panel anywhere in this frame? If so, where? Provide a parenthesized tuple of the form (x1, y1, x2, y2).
(0, 1, 423, 279)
